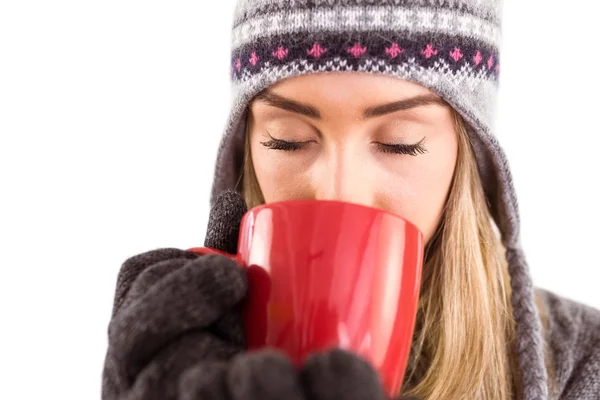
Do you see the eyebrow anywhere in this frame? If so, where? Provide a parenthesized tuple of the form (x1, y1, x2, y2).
(363, 93, 447, 118)
(254, 90, 447, 119)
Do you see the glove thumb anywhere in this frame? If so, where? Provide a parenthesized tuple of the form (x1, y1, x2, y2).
(204, 189, 248, 255)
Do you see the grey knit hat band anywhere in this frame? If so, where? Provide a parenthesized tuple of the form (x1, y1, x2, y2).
(233, 0, 502, 26)
(232, 7, 500, 51)
(210, 1, 548, 398)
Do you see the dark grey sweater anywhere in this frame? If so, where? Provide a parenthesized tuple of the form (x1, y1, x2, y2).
(536, 288, 600, 399)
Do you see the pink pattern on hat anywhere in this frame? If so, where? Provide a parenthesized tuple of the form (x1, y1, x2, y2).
(450, 47, 463, 62)
(385, 43, 404, 59)
(421, 44, 438, 59)
(249, 52, 259, 66)
(487, 55, 495, 70)
(307, 43, 328, 58)
(272, 46, 289, 60)
(473, 51, 483, 66)
(234, 58, 241, 72)
(347, 42, 367, 58)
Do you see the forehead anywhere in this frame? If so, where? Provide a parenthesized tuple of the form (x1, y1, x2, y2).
(251, 73, 440, 115)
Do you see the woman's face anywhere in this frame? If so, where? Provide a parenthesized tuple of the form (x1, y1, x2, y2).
(248, 73, 458, 243)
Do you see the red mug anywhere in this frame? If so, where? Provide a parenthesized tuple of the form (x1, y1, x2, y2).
(189, 199, 424, 397)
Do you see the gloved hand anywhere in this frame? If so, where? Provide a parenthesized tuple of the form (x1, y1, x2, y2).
(180, 347, 421, 400)
(102, 189, 420, 400)
(101, 190, 249, 400)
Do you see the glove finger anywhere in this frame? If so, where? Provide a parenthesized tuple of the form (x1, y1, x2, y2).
(300, 349, 387, 400)
(107, 254, 247, 386)
(205, 190, 247, 255)
(208, 310, 246, 348)
(118, 257, 190, 315)
(227, 350, 305, 400)
(179, 360, 230, 400)
(104, 330, 239, 400)
(112, 248, 199, 316)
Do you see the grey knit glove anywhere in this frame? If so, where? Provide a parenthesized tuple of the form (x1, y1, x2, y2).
(102, 191, 249, 399)
(180, 347, 420, 400)
(102, 248, 250, 400)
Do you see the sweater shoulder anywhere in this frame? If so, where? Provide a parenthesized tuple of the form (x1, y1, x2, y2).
(535, 288, 600, 399)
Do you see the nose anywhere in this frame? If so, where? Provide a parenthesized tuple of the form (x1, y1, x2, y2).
(312, 147, 376, 208)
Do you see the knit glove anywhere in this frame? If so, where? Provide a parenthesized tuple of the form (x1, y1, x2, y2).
(101, 190, 249, 400)
(180, 347, 421, 400)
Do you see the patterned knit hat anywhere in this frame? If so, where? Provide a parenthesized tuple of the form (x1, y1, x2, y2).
(210, 1, 548, 398)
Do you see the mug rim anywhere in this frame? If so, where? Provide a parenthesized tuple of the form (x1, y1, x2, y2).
(247, 199, 423, 237)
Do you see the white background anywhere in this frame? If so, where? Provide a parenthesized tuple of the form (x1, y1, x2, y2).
(0, 1, 598, 399)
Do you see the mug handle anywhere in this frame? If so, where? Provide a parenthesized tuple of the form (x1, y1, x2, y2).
(187, 247, 238, 261)
(188, 246, 270, 350)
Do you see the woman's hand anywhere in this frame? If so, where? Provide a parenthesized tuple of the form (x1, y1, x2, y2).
(181, 348, 420, 400)
(102, 249, 248, 400)
(102, 191, 249, 400)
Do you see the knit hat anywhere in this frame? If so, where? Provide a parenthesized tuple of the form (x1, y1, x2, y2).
(210, 1, 548, 398)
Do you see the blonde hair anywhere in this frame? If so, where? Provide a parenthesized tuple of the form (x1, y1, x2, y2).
(242, 109, 521, 399)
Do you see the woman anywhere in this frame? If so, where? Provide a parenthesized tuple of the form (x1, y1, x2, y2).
(102, 1, 600, 399)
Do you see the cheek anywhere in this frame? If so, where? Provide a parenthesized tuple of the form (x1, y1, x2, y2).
(251, 143, 314, 202)
(379, 138, 457, 243)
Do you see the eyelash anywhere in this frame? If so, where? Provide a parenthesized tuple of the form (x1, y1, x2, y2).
(260, 135, 428, 156)
(375, 137, 428, 156)
(260, 137, 305, 151)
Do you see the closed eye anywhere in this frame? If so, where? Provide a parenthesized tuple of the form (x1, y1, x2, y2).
(375, 137, 428, 156)
(260, 134, 428, 156)
(260, 138, 305, 151)
(260, 132, 312, 151)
